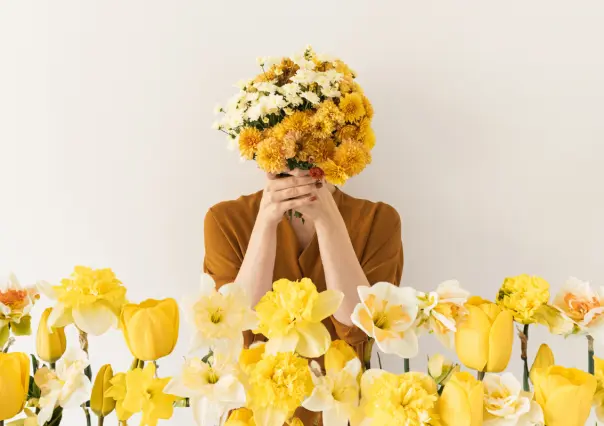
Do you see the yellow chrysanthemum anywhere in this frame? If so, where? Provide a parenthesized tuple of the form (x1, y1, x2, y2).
(248, 352, 313, 417)
(334, 60, 355, 78)
(310, 115, 336, 140)
(339, 93, 366, 123)
(255, 137, 287, 173)
(336, 124, 360, 143)
(296, 137, 335, 164)
(315, 99, 345, 127)
(362, 95, 374, 120)
(238, 127, 263, 160)
(255, 278, 342, 358)
(225, 408, 256, 426)
(318, 159, 349, 186)
(333, 141, 371, 177)
(272, 111, 311, 140)
(362, 127, 376, 150)
(361, 371, 440, 425)
(496, 274, 550, 324)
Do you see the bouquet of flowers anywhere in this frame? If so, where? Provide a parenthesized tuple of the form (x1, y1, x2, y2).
(213, 46, 375, 186)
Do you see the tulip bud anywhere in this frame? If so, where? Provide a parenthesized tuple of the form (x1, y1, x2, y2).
(438, 372, 484, 426)
(0, 352, 30, 421)
(455, 297, 514, 373)
(36, 308, 66, 363)
(530, 343, 555, 384)
(428, 353, 459, 386)
(91, 364, 116, 418)
(120, 298, 179, 361)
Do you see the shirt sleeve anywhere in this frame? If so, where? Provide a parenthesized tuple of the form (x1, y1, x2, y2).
(330, 205, 404, 346)
(202, 208, 242, 288)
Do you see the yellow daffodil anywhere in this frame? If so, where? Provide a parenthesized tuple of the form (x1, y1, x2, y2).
(496, 274, 550, 324)
(247, 351, 313, 426)
(549, 277, 604, 338)
(165, 350, 246, 426)
(302, 358, 361, 426)
(239, 342, 266, 374)
(0, 352, 30, 421)
(455, 297, 514, 373)
(186, 275, 258, 356)
(122, 363, 177, 426)
(483, 373, 544, 425)
(0, 272, 38, 346)
(36, 307, 66, 363)
(6, 408, 37, 426)
(531, 364, 596, 426)
(105, 372, 134, 422)
(120, 298, 179, 361)
(593, 356, 604, 422)
(529, 343, 555, 384)
(531, 304, 574, 335)
(35, 348, 92, 425)
(38, 266, 127, 335)
(325, 340, 359, 374)
(438, 372, 483, 426)
(255, 278, 343, 358)
(417, 280, 470, 349)
(351, 282, 419, 358)
(360, 369, 439, 425)
(225, 408, 256, 426)
(91, 364, 116, 418)
(427, 353, 459, 387)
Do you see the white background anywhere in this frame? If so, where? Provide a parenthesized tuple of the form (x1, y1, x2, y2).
(1, 1, 604, 424)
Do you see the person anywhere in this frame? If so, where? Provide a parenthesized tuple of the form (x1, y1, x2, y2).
(203, 168, 403, 425)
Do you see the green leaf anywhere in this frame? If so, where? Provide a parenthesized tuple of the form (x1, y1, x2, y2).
(11, 315, 32, 336)
(28, 374, 41, 399)
(31, 354, 39, 374)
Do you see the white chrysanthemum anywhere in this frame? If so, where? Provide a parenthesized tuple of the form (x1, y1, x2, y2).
(254, 82, 279, 94)
(291, 69, 317, 85)
(292, 53, 316, 70)
(301, 91, 320, 105)
(483, 373, 544, 426)
(321, 87, 341, 98)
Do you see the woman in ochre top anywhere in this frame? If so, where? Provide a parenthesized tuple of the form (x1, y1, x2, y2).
(203, 169, 403, 424)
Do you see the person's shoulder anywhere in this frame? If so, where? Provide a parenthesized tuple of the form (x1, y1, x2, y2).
(339, 190, 401, 228)
(207, 190, 263, 217)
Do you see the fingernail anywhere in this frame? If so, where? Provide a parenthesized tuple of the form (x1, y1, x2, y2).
(315, 182, 323, 188)
(310, 196, 317, 201)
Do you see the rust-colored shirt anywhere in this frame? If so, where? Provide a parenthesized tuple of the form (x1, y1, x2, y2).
(203, 188, 403, 424)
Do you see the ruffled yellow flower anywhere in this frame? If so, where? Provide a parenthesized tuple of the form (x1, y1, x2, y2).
(272, 111, 311, 141)
(104, 372, 134, 422)
(338, 93, 366, 123)
(336, 124, 360, 143)
(438, 372, 483, 426)
(1, 273, 39, 345)
(309, 114, 336, 140)
(593, 356, 604, 422)
(238, 127, 263, 160)
(255, 278, 342, 358)
(314, 99, 345, 128)
(496, 274, 550, 324)
(318, 159, 349, 185)
(247, 352, 313, 426)
(39, 266, 127, 336)
(361, 95, 374, 120)
(225, 408, 256, 426)
(333, 141, 371, 177)
(296, 137, 335, 164)
(360, 370, 440, 425)
(122, 363, 176, 426)
(362, 127, 376, 150)
(255, 137, 287, 173)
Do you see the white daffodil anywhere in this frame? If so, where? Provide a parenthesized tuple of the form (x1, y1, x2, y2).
(165, 351, 246, 426)
(302, 358, 361, 426)
(550, 277, 604, 340)
(351, 282, 420, 358)
(417, 280, 470, 349)
(185, 275, 258, 357)
(1, 272, 38, 344)
(35, 348, 92, 426)
(483, 373, 544, 426)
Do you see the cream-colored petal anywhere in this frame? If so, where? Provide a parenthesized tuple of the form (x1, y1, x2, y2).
(375, 328, 419, 358)
(295, 320, 332, 358)
(310, 290, 344, 322)
(72, 302, 117, 336)
(47, 302, 73, 329)
(265, 330, 299, 355)
(323, 406, 350, 426)
(253, 407, 288, 426)
(302, 385, 333, 412)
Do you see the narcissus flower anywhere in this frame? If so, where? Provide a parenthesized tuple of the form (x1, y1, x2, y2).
(104, 372, 134, 422)
(38, 266, 127, 335)
(324, 340, 359, 373)
(483, 373, 544, 425)
(255, 278, 342, 358)
(351, 282, 419, 358)
(0, 272, 38, 345)
(225, 408, 256, 426)
(496, 274, 550, 324)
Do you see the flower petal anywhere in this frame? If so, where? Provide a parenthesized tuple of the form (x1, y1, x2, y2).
(310, 290, 344, 322)
(265, 330, 299, 355)
(374, 328, 419, 358)
(295, 321, 332, 358)
(47, 302, 74, 330)
(323, 406, 351, 426)
(253, 407, 288, 426)
(302, 385, 333, 412)
(73, 302, 117, 336)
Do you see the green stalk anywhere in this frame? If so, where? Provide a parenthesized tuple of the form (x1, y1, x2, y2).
(520, 324, 530, 392)
(97, 416, 104, 426)
(477, 371, 485, 381)
(403, 358, 410, 373)
(81, 405, 91, 426)
(588, 335, 595, 375)
(376, 352, 382, 369)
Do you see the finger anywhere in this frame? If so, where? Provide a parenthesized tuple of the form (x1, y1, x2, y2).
(266, 173, 279, 181)
(288, 168, 311, 177)
(267, 176, 317, 192)
(270, 184, 316, 202)
(280, 195, 316, 211)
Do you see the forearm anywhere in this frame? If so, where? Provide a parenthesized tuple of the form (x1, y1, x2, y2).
(316, 217, 370, 326)
(236, 220, 278, 307)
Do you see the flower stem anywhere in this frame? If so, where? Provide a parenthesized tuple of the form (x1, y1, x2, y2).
(82, 404, 91, 426)
(588, 335, 595, 375)
(376, 351, 382, 369)
(1, 420, 4, 426)
(50, 362, 56, 369)
(404, 358, 410, 373)
(519, 324, 530, 392)
(477, 370, 485, 381)
(78, 329, 93, 381)
(97, 416, 104, 426)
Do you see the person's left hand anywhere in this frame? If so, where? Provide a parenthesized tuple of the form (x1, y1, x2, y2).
(287, 169, 342, 229)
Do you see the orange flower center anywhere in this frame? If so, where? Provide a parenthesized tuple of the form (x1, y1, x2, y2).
(564, 294, 601, 322)
(0, 289, 28, 308)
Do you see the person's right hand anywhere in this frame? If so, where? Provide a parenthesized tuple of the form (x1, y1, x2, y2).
(258, 173, 318, 226)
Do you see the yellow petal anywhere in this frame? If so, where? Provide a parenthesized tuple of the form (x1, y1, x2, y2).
(91, 364, 116, 417)
(438, 376, 472, 426)
(73, 302, 117, 336)
(455, 305, 490, 371)
(530, 344, 555, 384)
(543, 377, 595, 426)
(486, 309, 513, 372)
(295, 320, 332, 358)
(0, 352, 29, 421)
(325, 340, 358, 374)
(253, 407, 288, 426)
(310, 289, 344, 322)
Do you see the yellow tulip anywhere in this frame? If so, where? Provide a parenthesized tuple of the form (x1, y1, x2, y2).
(0, 352, 30, 421)
(531, 365, 596, 426)
(120, 298, 179, 361)
(438, 372, 483, 426)
(455, 296, 513, 373)
(36, 308, 66, 363)
(91, 364, 116, 418)
(529, 343, 555, 384)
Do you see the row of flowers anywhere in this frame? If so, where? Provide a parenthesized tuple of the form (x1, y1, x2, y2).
(0, 269, 602, 425)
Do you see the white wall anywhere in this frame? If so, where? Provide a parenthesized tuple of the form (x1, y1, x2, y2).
(1, 1, 604, 423)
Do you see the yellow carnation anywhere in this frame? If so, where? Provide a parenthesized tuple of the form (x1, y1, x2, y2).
(318, 159, 349, 185)
(339, 92, 366, 123)
(496, 274, 550, 324)
(333, 141, 371, 177)
(238, 127, 263, 160)
(255, 137, 287, 173)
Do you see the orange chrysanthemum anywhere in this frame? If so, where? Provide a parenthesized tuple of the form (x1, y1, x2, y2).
(333, 140, 371, 177)
(339, 93, 366, 123)
(272, 111, 311, 140)
(336, 124, 360, 143)
(238, 127, 263, 160)
(297, 138, 335, 164)
(314, 100, 345, 127)
(318, 159, 349, 186)
(256, 137, 287, 173)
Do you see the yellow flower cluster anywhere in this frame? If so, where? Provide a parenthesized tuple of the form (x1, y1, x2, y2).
(496, 274, 550, 324)
(216, 46, 375, 185)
